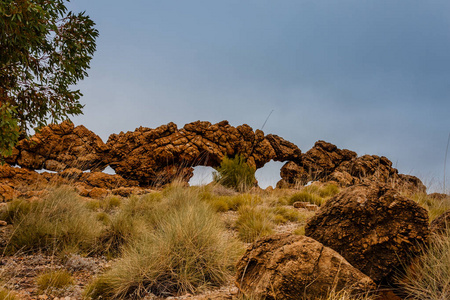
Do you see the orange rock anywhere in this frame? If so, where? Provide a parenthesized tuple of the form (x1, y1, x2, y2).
(88, 187, 108, 199)
(0, 184, 15, 201)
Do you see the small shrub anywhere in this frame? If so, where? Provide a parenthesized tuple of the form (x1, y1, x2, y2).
(36, 269, 74, 293)
(396, 229, 450, 299)
(213, 155, 256, 192)
(5, 187, 102, 254)
(236, 206, 274, 243)
(0, 288, 17, 300)
(84, 187, 243, 299)
(288, 191, 325, 206)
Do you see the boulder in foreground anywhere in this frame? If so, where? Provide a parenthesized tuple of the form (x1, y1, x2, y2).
(305, 183, 429, 283)
(236, 234, 376, 300)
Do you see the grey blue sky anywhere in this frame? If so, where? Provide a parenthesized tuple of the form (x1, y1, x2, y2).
(66, 1, 450, 192)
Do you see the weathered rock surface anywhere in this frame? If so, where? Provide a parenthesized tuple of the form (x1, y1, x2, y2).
(0, 164, 141, 200)
(430, 210, 450, 235)
(106, 120, 301, 186)
(5, 121, 108, 172)
(235, 234, 376, 300)
(3, 121, 425, 190)
(278, 140, 426, 194)
(305, 183, 429, 283)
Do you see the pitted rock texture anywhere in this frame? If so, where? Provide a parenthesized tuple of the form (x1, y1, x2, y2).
(235, 234, 376, 300)
(305, 183, 429, 283)
(278, 140, 425, 194)
(106, 120, 301, 186)
(5, 121, 108, 172)
(3, 121, 424, 190)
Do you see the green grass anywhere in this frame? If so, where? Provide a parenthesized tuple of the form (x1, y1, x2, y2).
(2, 187, 102, 254)
(84, 186, 243, 299)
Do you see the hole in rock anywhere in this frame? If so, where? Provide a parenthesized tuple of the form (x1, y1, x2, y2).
(189, 166, 215, 186)
(35, 169, 57, 174)
(255, 160, 285, 189)
(103, 166, 116, 175)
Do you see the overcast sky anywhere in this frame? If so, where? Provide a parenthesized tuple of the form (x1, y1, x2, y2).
(66, 1, 450, 192)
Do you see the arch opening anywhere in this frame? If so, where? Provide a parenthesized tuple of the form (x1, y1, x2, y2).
(255, 160, 285, 189)
(188, 165, 215, 186)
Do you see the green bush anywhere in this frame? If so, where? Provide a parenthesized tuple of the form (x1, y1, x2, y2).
(84, 187, 243, 299)
(4, 187, 102, 254)
(236, 206, 274, 243)
(213, 155, 256, 192)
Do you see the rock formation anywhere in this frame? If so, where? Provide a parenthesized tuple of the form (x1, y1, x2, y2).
(1, 121, 426, 191)
(236, 234, 376, 300)
(105, 120, 301, 186)
(277, 140, 426, 194)
(305, 183, 429, 283)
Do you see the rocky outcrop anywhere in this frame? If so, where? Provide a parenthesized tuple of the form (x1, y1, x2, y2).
(278, 140, 426, 194)
(236, 234, 376, 300)
(106, 121, 301, 186)
(0, 164, 141, 200)
(3, 121, 425, 190)
(5, 121, 108, 172)
(305, 183, 429, 283)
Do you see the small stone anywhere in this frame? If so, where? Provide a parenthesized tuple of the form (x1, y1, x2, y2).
(306, 203, 319, 211)
(0, 220, 7, 226)
(292, 201, 308, 208)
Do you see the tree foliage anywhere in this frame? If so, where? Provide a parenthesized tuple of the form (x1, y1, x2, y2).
(0, 0, 98, 156)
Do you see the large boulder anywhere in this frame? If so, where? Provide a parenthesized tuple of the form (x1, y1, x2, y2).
(235, 234, 376, 300)
(305, 183, 429, 283)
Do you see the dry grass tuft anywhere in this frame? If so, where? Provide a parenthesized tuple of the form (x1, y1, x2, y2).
(396, 228, 450, 299)
(411, 192, 450, 221)
(36, 269, 74, 294)
(235, 205, 274, 243)
(0, 288, 17, 300)
(84, 186, 243, 299)
(1, 187, 102, 254)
